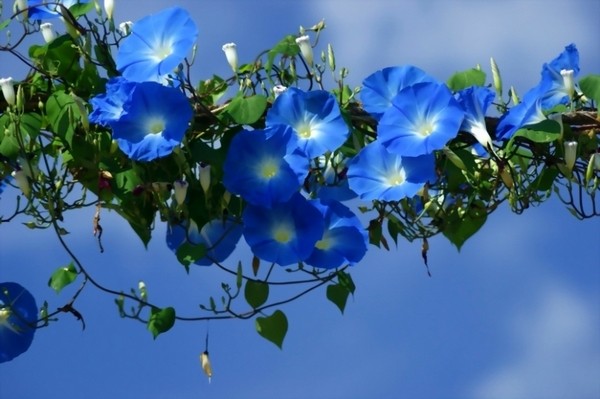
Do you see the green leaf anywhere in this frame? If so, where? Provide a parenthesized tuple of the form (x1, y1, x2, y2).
(68, 1, 95, 17)
(176, 242, 206, 270)
(326, 284, 350, 314)
(265, 35, 301, 77)
(19, 113, 43, 141)
(337, 271, 356, 295)
(29, 35, 81, 82)
(442, 204, 487, 250)
(510, 119, 561, 145)
(147, 307, 176, 339)
(226, 95, 268, 124)
(255, 310, 288, 349)
(46, 90, 78, 146)
(244, 279, 269, 309)
(236, 261, 243, 289)
(579, 74, 600, 104)
(367, 218, 383, 247)
(447, 68, 486, 92)
(48, 262, 78, 294)
(0, 19, 11, 31)
(114, 295, 125, 318)
(534, 167, 559, 192)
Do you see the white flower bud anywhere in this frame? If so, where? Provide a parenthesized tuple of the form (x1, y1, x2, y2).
(564, 141, 577, 172)
(15, 0, 28, 14)
(138, 281, 147, 301)
(11, 169, 31, 197)
(103, 0, 114, 20)
(221, 43, 238, 72)
(118, 21, 133, 36)
(0, 77, 16, 106)
(273, 85, 287, 98)
(593, 153, 600, 171)
(201, 351, 213, 383)
(295, 35, 313, 66)
(199, 164, 211, 194)
(173, 180, 188, 205)
(490, 57, 502, 98)
(40, 23, 56, 43)
(560, 69, 575, 101)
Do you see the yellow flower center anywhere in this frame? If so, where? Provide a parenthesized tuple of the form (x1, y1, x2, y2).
(387, 169, 406, 186)
(418, 121, 435, 137)
(273, 225, 293, 243)
(296, 122, 313, 139)
(259, 159, 279, 179)
(315, 238, 331, 250)
(147, 118, 166, 135)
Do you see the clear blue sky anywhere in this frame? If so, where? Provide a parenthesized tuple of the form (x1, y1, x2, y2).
(1, 1, 599, 398)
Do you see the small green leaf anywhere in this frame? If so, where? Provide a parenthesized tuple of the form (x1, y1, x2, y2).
(326, 284, 350, 314)
(265, 35, 301, 76)
(147, 306, 176, 339)
(114, 295, 125, 318)
(442, 204, 487, 250)
(337, 271, 356, 295)
(226, 95, 268, 124)
(176, 242, 206, 270)
(256, 310, 288, 349)
(0, 19, 11, 31)
(368, 219, 383, 247)
(244, 279, 269, 309)
(447, 68, 486, 92)
(579, 74, 600, 104)
(48, 262, 78, 294)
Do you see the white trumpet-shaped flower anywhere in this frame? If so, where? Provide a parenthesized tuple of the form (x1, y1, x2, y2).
(221, 42, 238, 72)
(0, 77, 16, 106)
(295, 35, 313, 66)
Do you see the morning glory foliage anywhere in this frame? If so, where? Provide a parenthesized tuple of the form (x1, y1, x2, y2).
(242, 193, 325, 266)
(0, 282, 37, 363)
(361, 65, 438, 120)
(378, 82, 464, 157)
(116, 7, 198, 83)
(304, 199, 367, 269)
(266, 88, 349, 159)
(90, 80, 192, 162)
(347, 142, 436, 201)
(223, 126, 309, 207)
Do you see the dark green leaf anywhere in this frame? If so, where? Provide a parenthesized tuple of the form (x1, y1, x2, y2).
(255, 310, 288, 349)
(368, 218, 383, 247)
(48, 262, 78, 294)
(266, 35, 301, 76)
(226, 95, 268, 124)
(534, 167, 559, 192)
(337, 271, 356, 295)
(326, 284, 350, 314)
(176, 242, 206, 270)
(579, 74, 600, 104)
(245, 279, 269, 309)
(442, 204, 487, 250)
(46, 90, 78, 146)
(147, 307, 176, 339)
(19, 113, 43, 141)
(68, 1, 95, 17)
(510, 119, 561, 145)
(447, 68, 486, 92)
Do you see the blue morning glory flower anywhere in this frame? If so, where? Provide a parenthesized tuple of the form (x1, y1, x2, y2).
(360, 65, 438, 120)
(537, 43, 580, 109)
(166, 218, 243, 266)
(304, 199, 367, 269)
(347, 141, 436, 201)
(116, 7, 198, 83)
(108, 81, 192, 161)
(455, 86, 495, 149)
(266, 88, 349, 159)
(28, 0, 89, 20)
(223, 126, 309, 207)
(0, 282, 37, 363)
(495, 90, 547, 140)
(89, 77, 136, 127)
(242, 193, 325, 266)
(378, 81, 464, 156)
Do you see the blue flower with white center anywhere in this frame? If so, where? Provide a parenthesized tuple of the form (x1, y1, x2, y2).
(166, 218, 243, 266)
(108, 81, 192, 161)
(89, 77, 137, 127)
(304, 199, 367, 269)
(266, 88, 349, 159)
(116, 7, 198, 83)
(455, 86, 495, 150)
(0, 282, 37, 363)
(223, 126, 309, 207)
(28, 0, 89, 20)
(378, 81, 464, 157)
(537, 43, 580, 109)
(242, 193, 325, 266)
(360, 65, 438, 120)
(347, 141, 436, 201)
(495, 89, 547, 141)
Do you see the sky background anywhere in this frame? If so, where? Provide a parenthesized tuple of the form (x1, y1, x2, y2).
(1, 1, 600, 398)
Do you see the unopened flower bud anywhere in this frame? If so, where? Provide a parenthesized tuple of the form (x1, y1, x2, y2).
(327, 43, 336, 71)
(138, 281, 147, 301)
(490, 57, 502, 98)
(0, 77, 16, 106)
(199, 164, 211, 194)
(16, 84, 24, 111)
(173, 180, 188, 205)
(560, 69, 575, 101)
(201, 351, 213, 383)
(509, 85, 519, 105)
(103, 0, 114, 20)
(118, 21, 133, 36)
(585, 153, 597, 183)
(11, 169, 31, 197)
(221, 43, 238, 72)
(15, 0, 28, 19)
(563, 141, 577, 172)
(295, 35, 313, 66)
(40, 23, 56, 43)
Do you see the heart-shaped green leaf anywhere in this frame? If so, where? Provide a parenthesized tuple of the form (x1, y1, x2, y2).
(256, 310, 288, 349)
